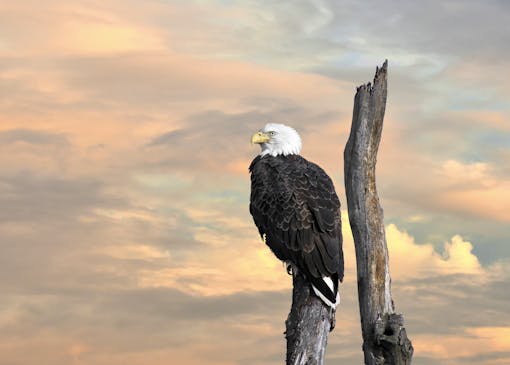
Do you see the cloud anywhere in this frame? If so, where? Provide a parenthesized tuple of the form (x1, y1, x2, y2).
(0, 1, 165, 57)
(413, 326, 510, 362)
(0, 129, 68, 145)
(98, 244, 170, 261)
(385, 224, 483, 280)
(435, 160, 510, 223)
(0, 172, 121, 223)
(0, 1, 509, 364)
(56, 22, 164, 55)
(376, 154, 510, 225)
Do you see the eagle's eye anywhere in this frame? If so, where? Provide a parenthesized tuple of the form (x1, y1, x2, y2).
(268, 131, 276, 136)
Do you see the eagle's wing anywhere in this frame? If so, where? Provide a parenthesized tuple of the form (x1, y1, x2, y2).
(250, 156, 344, 282)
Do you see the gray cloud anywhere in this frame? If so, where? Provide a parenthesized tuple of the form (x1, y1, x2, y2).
(3, 266, 508, 364)
(0, 129, 68, 145)
(398, 274, 510, 334)
(0, 172, 121, 223)
(0, 1, 509, 364)
(460, 352, 510, 364)
(143, 105, 340, 175)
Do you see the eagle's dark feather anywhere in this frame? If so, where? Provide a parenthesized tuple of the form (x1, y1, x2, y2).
(249, 154, 344, 304)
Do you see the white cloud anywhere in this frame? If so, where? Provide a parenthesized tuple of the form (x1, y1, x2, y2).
(385, 224, 482, 280)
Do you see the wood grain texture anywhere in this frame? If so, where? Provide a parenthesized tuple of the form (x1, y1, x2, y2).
(285, 265, 334, 365)
(344, 60, 413, 365)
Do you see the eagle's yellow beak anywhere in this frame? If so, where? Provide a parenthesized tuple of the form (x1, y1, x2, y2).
(251, 131, 270, 144)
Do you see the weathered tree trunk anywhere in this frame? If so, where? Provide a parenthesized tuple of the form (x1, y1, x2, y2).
(344, 61, 414, 365)
(285, 265, 334, 365)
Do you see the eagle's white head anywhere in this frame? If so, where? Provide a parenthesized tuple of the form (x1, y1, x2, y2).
(251, 123, 302, 157)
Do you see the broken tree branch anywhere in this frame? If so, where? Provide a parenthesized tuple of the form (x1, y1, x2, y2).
(344, 60, 414, 365)
(285, 265, 334, 365)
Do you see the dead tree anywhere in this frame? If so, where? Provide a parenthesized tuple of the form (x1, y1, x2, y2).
(344, 60, 413, 364)
(284, 61, 412, 365)
(285, 264, 334, 365)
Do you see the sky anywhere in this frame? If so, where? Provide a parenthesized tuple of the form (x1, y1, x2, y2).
(0, 0, 509, 364)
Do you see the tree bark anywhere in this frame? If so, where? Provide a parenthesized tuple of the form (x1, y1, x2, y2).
(285, 265, 334, 365)
(344, 61, 414, 365)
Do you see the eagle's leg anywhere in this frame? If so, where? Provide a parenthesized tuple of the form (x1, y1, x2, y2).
(329, 306, 336, 331)
(285, 261, 337, 331)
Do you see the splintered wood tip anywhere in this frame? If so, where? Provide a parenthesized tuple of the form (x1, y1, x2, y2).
(355, 61, 388, 94)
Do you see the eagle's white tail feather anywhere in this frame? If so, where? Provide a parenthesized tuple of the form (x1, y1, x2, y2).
(312, 277, 340, 309)
(323, 276, 335, 293)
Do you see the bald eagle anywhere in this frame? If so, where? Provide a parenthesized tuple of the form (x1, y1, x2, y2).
(249, 123, 343, 308)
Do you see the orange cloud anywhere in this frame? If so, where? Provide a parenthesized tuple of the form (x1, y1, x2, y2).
(0, 1, 165, 56)
(339, 214, 483, 283)
(56, 23, 164, 55)
(137, 244, 292, 297)
(414, 326, 510, 360)
(386, 224, 483, 279)
(98, 244, 170, 261)
(0, 3, 508, 365)
(134, 209, 486, 298)
(437, 160, 510, 222)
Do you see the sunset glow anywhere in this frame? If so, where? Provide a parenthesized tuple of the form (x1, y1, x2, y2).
(1, 1, 509, 364)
